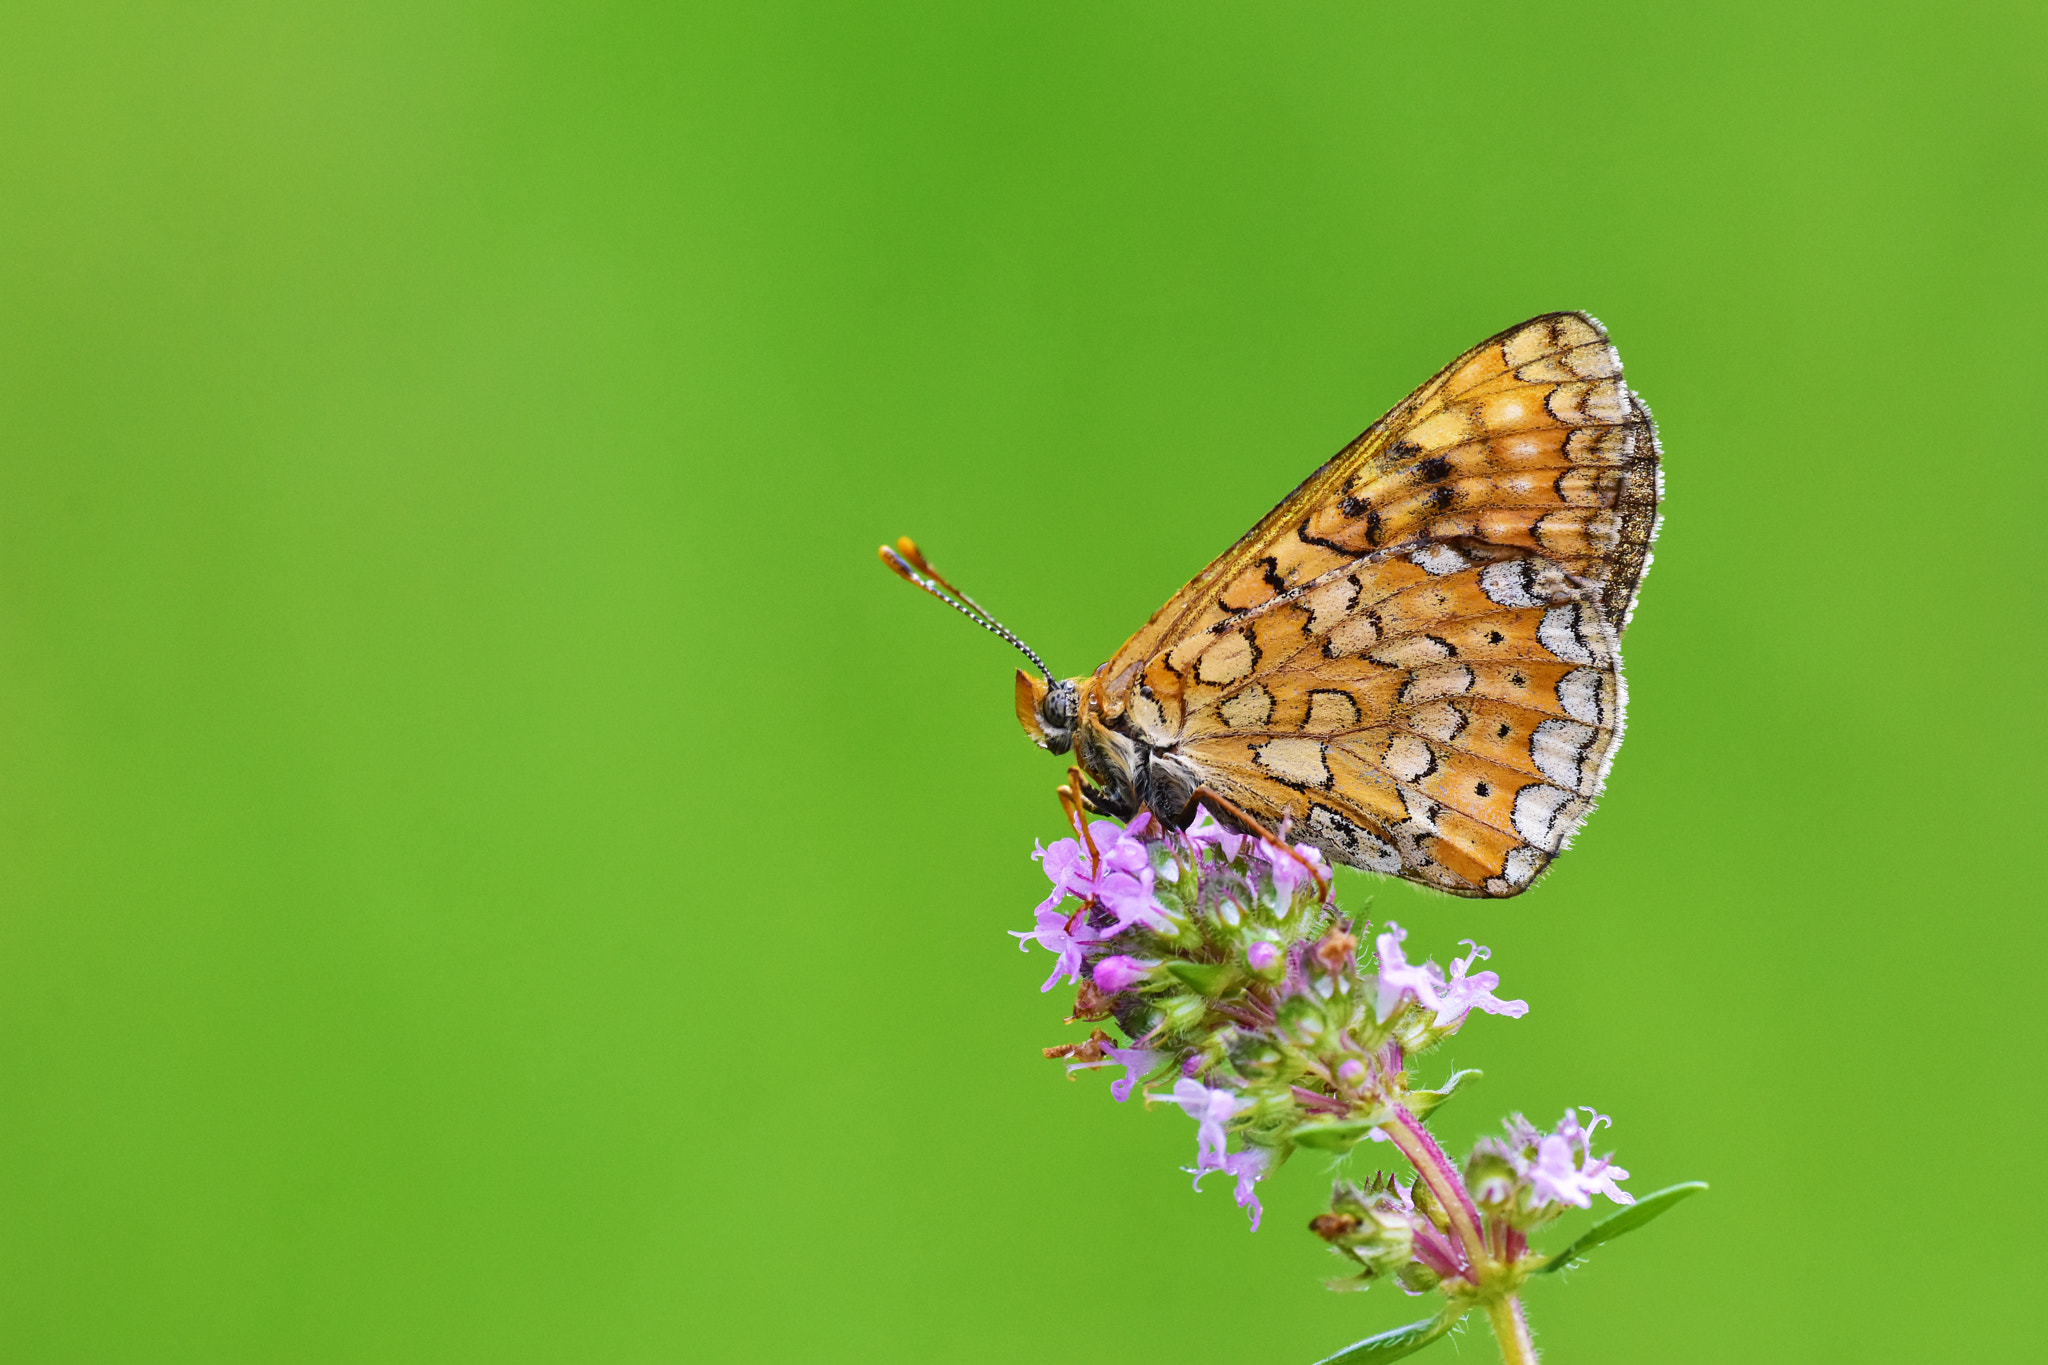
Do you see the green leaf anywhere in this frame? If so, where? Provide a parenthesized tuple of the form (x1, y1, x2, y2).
(1535, 1181, 1708, 1274)
(1310, 1309, 1461, 1363)
(1289, 1117, 1384, 1151)
(1164, 960, 1233, 995)
(1404, 1068, 1480, 1120)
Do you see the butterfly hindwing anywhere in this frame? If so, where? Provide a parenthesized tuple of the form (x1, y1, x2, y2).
(1104, 312, 1659, 897)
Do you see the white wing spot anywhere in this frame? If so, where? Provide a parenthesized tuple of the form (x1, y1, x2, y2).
(1538, 607, 1596, 664)
(1304, 689, 1361, 731)
(1369, 635, 1454, 668)
(1409, 544, 1468, 576)
(1486, 845, 1546, 895)
(1479, 561, 1541, 607)
(1406, 701, 1467, 744)
(1512, 783, 1580, 850)
(1383, 734, 1435, 782)
(1219, 684, 1274, 729)
(1557, 668, 1607, 725)
(1531, 718, 1597, 790)
(1402, 663, 1474, 701)
(1252, 738, 1330, 788)
(1399, 788, 1441, 833)
(1197, 630, 1257, 685)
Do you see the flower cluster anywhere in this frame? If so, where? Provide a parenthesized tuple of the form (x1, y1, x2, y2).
(1019, 804, 1640, 1317)
(1313, 1106, 1636, 1294)
(1470, 1109, 1636, 1215)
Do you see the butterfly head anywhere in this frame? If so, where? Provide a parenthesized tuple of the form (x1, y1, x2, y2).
(1014, 670, 1079, 754)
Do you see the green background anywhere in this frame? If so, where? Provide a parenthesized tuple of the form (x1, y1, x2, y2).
(2, 2, 2042, 1360)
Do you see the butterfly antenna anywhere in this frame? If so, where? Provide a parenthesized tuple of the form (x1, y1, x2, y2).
(879, 536, 1055, 680)
(890, 536, 993, 622)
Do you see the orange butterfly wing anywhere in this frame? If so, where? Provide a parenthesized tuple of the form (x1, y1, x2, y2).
(1103, 312, 1661, 896)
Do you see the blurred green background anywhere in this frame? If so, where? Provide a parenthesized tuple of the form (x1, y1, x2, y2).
(2, 2, 2043, 1360)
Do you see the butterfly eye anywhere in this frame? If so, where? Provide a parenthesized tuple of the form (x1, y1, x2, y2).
(1042, 680, 1078, 731)
(1013, 670, 1076, 754)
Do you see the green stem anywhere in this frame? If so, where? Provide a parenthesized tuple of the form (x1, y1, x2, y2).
(1483, 1295, 1538, 1364)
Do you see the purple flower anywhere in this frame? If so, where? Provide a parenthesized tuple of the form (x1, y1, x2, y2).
(1432, 940, 1529, 1028)
(1066, 1043, 1163, 1102)
(1092, 955, 1155, 992)
(1033, 813, 1167, 934)
(1171, 1077, 1248, 1168)
(1501, 1113, 1543, 1149)
(1183, 806, 1248, 862)
(1526, 1132, 1589, 1207)
(1258, 837, 1327, 908)
(1190, 1147, 1270, 1230)
(1525, 1109, 1634, 1209)
(1246, 940, 1281, 973)
(1373, 922, 1446, 1022)
(1559, 1109, 1635, 1205)
(1010, 907, 1106, 992)
(1104, 1045, 1162, 1102)
(1577, 1157, 1634, 1206)
(1031, 838, 1090, 916)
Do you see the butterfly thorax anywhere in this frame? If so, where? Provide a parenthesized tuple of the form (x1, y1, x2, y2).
(1020, 670, 1203, 829)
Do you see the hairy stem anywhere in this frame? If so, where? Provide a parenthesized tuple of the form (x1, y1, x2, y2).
(1483, 1295, 1538, 1365)
(1381, 1104, 1487, 1275)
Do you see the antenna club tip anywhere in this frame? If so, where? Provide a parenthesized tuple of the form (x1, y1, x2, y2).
(894, 536, 934, 574)
(877, 545, 915, 581)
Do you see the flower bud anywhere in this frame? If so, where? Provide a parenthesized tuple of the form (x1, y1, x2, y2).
(1309, 1213, 1361, 1242)
(1276, 992, 1327, 1045)
(1464, 1144, 1520, 1211)
(1337, 1058, 1367, 1088)
(1092, 955, 1154, 992)
(1160, 992, 1210, 1033)
(1229, 1043, 1287, 1085)
(1395, 1260, 1443, 1294)
(1409, 1170, 1450, 1232)
(1312, 1182, 1417, 1278)
(1165, 960, 1235, 996)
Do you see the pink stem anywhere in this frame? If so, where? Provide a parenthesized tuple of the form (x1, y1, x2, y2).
(1290, 1085, 1349, 1114)
(1382, 1102, 1488, 1278)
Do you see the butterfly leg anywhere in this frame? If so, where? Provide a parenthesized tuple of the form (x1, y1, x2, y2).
(1064, 766, 1136, 822)
(1186, 785, 1332, 901)
(1056, 770, 1140, 868)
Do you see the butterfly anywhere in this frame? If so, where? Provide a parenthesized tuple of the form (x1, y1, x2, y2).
(883, 312, 1662, 897)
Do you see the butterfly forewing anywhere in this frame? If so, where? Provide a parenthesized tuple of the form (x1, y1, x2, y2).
(1104, 312, 1660, 897)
